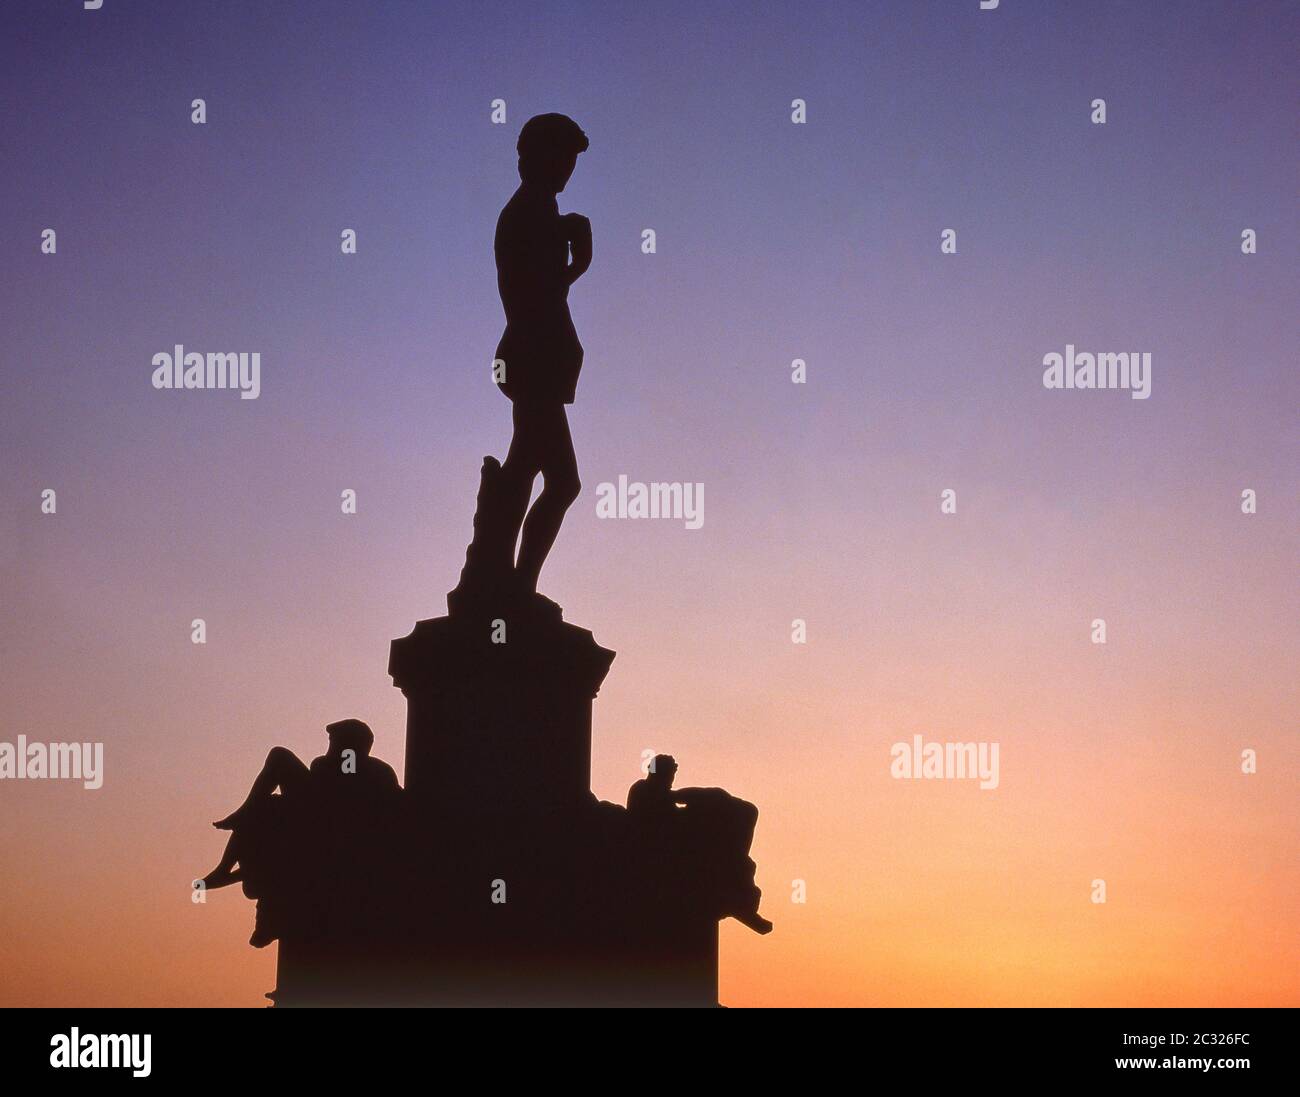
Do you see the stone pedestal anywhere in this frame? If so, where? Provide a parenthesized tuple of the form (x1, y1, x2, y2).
(262, 607, 726, 1008)
(377, 602, 721, 1007)
(388, 606, 615, 820)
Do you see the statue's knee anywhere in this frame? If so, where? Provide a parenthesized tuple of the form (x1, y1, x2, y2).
(550, 475, 581, 507)
(266, 746, 296, 772)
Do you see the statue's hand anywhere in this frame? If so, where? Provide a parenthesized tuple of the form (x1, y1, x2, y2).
(563, 213, 592, 279)
(562, 212, 591, 244)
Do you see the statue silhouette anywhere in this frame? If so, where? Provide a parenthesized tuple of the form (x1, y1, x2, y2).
(199, 115, 771, 1005)
(200, 720, 400, 947)
(494, 113, 591, 595)
(628, 755, 773, 935)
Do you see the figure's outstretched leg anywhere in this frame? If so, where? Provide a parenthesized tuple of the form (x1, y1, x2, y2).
(199, 832, 245, 890)
(514, 403, 580, 593)
(213, 746, 308, 830)
(733, 907, 774, 935)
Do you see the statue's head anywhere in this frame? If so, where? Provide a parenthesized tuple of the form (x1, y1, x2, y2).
(649, 754, 678, 786)
(325, 719, 374, 758)
(517, 113, 589, 193)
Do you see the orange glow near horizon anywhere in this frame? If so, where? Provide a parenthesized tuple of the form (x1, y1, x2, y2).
(1, 526, 1295, 1006)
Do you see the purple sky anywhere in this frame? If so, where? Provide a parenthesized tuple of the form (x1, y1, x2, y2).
(0, 0, 1296, 1006)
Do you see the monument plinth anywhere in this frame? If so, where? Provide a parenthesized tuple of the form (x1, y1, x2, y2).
(389, 607, 615, 815)
(379, 601, 718, 1007)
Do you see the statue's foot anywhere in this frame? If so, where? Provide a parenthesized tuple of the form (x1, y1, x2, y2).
(733, 909, 774, 935)
(212, 811, 242, 830)
(526, 590, 563, 619)
(199, 866, 242, 890)
(507, 569, 560, 613)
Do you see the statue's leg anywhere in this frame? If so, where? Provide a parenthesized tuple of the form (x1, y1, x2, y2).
(199, 832, 244, 889)
(734, 799, 760, 858)
(726, 800, 771, 933)
(499, 400, 544, 567)
(514, 402, 580, 593)
(213, 747, 308, 829)
(264, 746, 310, 793)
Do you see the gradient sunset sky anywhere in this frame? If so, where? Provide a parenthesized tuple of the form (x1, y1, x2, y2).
(1, 0, 1296, 1007)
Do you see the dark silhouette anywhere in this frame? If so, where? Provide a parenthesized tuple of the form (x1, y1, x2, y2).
(494, 113, 590, 595)
(200, 720, 400, 948)
(628, 755, 773, 936)
(199, 115, 770, 1006)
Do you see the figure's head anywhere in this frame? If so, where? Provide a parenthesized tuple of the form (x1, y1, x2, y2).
(648, 754, 678, 786)
(325, 719, 374, 758)
(517, 113, 588, 192)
